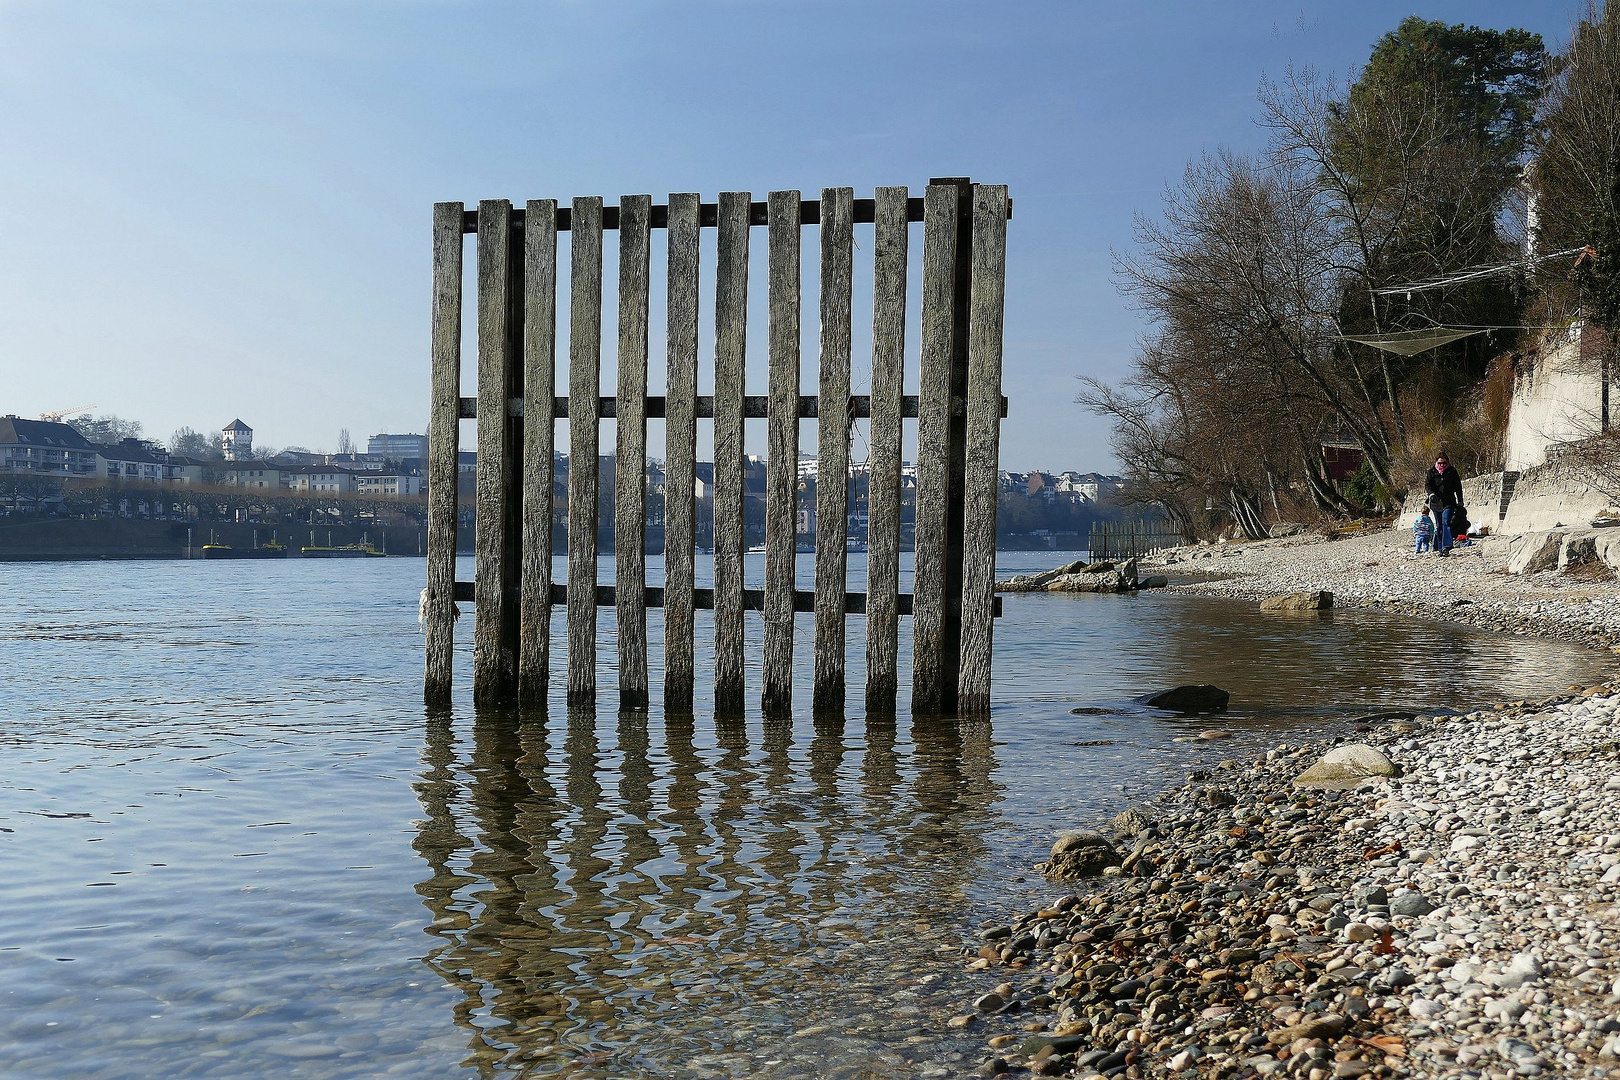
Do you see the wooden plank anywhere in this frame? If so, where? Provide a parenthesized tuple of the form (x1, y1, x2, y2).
(762, 189, 801, 718)
(614, 195, 652, 710)
(812, 187, 853, 714)
(456, 579, 984, 618)
(864, 186, 908, 713)
(458, 195, 1012, 234)
(567, 196, 604, 707)
(473, 199, 519, 708)
(424, 202, 463, 706)
(711, 191, 750, 717)
(958, 185, 1009, 715)
(457, 392, 1000, 421)
(662, 192, 701, 713)
(518, 199, 558, 707)
(910, 184, 959, 714)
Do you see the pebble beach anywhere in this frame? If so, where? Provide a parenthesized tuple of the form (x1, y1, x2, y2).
(1145, 529, 1620, 651)
(948, 528, 1620, 1080)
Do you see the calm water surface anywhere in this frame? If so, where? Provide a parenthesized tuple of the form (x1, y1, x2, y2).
(0, 552, 1609, 1079)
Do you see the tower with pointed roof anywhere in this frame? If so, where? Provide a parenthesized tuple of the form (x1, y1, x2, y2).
(222, 419, 253, 461)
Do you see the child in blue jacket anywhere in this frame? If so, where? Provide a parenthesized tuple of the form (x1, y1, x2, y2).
(1413, 506, 1435, 553)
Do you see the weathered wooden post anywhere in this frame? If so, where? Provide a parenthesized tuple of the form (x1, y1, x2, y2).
(519, 199, 558, 706)
(812, 187, 854, 715)
(863, 187, 909, 715)
(472, 200, 525, 709)
(424, 202, 464, 706)
(711, 192, 750, 718)
(762, 190, 801, 719)
(615, 195, 652, 711)
(567, 197, 604, 709)
(662, 193, 702, 714)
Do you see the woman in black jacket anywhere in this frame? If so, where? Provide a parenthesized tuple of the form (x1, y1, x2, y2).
(1424, 452, 1465, 556)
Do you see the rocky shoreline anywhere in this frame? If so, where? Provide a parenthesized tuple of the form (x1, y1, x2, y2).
(943, 686, 1620, 1080)
(1141, 530, 1620, 653)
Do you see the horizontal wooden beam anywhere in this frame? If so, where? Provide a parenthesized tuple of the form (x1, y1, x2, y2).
(450, 581, 1000, 618)
(456, 394, 1008, 421)
(459, 195, 1012, 234)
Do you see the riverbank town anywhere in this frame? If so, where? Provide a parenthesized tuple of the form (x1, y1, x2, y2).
(0, 413, 1126, 557)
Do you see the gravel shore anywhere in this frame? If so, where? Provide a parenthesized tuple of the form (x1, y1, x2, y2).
(946, 687, 1620, 1080)
(1142, 530, 1620, 652)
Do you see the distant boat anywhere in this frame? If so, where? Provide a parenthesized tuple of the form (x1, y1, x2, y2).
(846, 538, 867, 552)
(200, 543, 287, 560)
(746, 543, 766, 554)
(301, 544, 385, 559)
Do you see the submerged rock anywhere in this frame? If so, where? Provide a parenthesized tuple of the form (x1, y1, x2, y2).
(1293, 743, 1397, 789)
(1259, 589, 1334, 611)
(1140, 685, 1230, 712)
(1040, 830, 1121, 878)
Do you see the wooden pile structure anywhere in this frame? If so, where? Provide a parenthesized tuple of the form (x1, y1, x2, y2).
(422, 179, 1010, 716)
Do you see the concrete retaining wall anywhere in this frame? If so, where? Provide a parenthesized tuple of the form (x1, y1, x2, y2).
(1398, 472, 1506, 531)
(1504, 326, 1604, 472)
(1499, 462, 1620, 534)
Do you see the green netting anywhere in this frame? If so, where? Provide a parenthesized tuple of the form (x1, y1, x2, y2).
(1338, 327, 1485, 356)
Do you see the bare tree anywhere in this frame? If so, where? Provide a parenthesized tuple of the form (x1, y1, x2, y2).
(336, 428, 355, 456)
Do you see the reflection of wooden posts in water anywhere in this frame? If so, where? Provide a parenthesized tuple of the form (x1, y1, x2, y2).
(423, 181, 1010, 716)
(407, 711, 1000, 1069)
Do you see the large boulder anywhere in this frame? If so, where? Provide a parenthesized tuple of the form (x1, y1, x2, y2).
(998, 557, 1140, 592)
(1040, 830, 1121, 878)
(1260, 590, 1333, 612)
(1139, 684, 1230, 712)
(1293, 744, 1397, 790)
(1561, 531, 1599, 571)
(1507, 531, 1564, 575)
(996, 557, 1090, 592)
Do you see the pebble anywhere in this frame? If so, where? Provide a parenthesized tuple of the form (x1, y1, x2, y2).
(946, 686, 1620, 1079)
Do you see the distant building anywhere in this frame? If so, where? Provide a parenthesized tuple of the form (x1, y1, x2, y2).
(165, 455, 208, 485)
(220, 460, 285, 489)
(222, 419, 253, 461)
(0, 416, 99, 476)
(95, 438, 167, 483)
(323, 452, 386, 472)
(1319, 441, 1365, 482)
(369, 433, 427, 459)
(283, 465, 357, 493)
(356, 470, 422, 497)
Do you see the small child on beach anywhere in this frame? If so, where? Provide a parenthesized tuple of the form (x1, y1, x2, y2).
(1414, 506, 1434, 553)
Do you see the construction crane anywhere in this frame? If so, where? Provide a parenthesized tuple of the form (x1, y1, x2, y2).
(38, 404, 97, 423)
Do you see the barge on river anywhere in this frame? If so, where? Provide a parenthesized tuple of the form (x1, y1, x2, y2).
(300, 544, 385, 559)
(200, 543, 287, 560)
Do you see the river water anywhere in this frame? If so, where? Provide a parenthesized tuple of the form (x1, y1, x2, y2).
(1, 552, 1610, 1079)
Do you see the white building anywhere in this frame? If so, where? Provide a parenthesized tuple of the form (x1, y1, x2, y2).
(355, 471, 422, 497)
(222, 419, 253, 460)
(283, 465, 357, 493)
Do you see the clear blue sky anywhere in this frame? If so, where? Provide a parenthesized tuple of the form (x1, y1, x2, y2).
(0, 0, 1574, 471)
